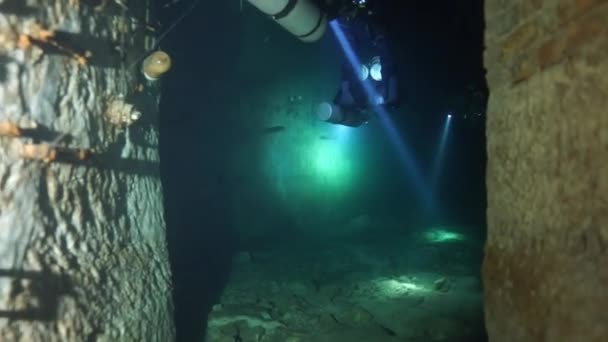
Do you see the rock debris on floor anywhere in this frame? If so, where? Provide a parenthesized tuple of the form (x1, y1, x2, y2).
(206, 227, 485, 342)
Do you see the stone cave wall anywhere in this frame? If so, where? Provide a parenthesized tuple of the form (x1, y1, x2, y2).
(483, 0, 608, 341)
(0, 1, 174, 341)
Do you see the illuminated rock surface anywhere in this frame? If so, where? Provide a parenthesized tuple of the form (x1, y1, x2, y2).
(0, 1, 174, 340)
(207, 227, 485, 342)
(483, 0, 608, 341)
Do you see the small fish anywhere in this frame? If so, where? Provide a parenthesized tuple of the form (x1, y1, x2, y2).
(163, 0, 182, 8)
(319, 135, 335, 140)
(261, 125, 286, 134)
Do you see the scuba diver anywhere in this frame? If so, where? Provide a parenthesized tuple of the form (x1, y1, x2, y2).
(316, 0, 400, 127)
(245, 0, 398, 127)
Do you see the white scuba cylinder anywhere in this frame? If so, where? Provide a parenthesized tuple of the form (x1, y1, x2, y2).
(246, 0, 328, 42)
(317, 102, 342, 122)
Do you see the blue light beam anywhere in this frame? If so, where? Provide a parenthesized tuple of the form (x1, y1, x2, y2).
(329, 20, 434, 211)
(430, 114, 452, 195)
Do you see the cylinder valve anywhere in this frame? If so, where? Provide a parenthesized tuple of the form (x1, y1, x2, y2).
(142, 51, 172, 81)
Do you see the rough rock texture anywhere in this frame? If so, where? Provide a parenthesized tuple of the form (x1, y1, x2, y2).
(0, 1, 174, 341)
(206, 228, 485, 342)
(483, 0, 608, 341)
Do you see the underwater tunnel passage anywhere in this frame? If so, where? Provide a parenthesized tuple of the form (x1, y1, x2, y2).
(0, 0, 599, 341)
(0, 0, 580, 342)
(1, 0, 601, 339)
(161, 0, 489, 340)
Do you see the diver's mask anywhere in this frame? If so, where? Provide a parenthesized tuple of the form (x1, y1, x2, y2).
(357, 56, 382, 82)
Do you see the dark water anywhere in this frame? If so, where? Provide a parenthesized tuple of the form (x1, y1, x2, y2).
(157, 0, 487, 341)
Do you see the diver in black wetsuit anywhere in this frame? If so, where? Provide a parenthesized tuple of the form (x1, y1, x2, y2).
(317, 0, 399, 127)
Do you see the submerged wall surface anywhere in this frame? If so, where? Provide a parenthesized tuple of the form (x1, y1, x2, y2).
(232, 14, 371, 241)
(0, 1, 174, 340)
(232, 11, 436, 244)
(484, 0, 608, 341)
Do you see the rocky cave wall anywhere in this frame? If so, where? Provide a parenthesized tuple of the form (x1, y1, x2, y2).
(232, 12, 364, 242)
(232, 11, 427, 245)
(0, 1, 174, 341)
(483, 0, 608, 341)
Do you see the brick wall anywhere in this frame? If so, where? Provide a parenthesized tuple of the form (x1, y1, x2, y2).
(483, 1, 608, 341)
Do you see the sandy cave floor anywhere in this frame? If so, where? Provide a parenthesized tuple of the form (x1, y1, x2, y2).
(205, 228, 486, 342)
